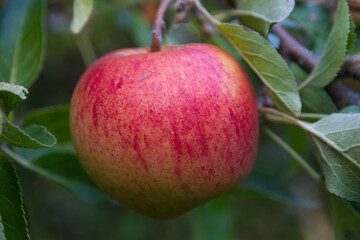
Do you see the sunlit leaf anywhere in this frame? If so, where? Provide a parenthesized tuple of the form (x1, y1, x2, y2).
(235, 0, 295, 36)
(0, 82, 28, 115)
(70, 0, 94, 34)
(217, 23, 301, 116)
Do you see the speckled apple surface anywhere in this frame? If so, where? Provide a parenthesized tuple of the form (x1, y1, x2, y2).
(70, 43, 258, 219)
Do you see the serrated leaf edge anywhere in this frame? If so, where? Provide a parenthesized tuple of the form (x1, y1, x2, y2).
(218, 23, 301, 116)
(1, 118, 56, 148)
(299, 0, 350, 89)
(312, 137, 360, 201)
(0, 158, 30, 240)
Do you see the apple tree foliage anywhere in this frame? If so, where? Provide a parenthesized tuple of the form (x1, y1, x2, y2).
(0, 0, 359, 239)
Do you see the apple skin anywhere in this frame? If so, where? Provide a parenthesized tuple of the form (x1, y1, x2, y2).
(70, 43, 258, 219)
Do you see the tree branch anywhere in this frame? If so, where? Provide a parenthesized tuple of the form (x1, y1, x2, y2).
(272, 24, 360, 109)
(224, 0, 236, 8)
(150, 0, 175, 52)
(174, 0, 194, 24)
(272, 24, 318, 73)
(150, 0, 198, 51)
(343, 54, 360, 79)
(325, 80, 360, 107)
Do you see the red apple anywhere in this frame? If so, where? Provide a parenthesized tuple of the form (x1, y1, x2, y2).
(70, 43, 258, 219)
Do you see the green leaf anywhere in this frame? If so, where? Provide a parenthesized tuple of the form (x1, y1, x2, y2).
(239, 176, 317, 208)
(236, 131, 317, 208)
(341, 106, 360, 114)
(347, 28, 360, 55)
(299, 0, 350, 89)
(129, 10, 152, 47)
(1, 116, 56, 148)
(188, 197, 236, 240)
(0, 0, 45, 87)
(4, 146, 109, 203)
(235, 0, 295, 36)
(289, 5, 331, 55)
(217, 23, 301, 116)
(0, 217, 5, 240)
(346, 18, 356, 53)
(22, 105, 71, 143)
(0, 82, 28, 115)
(284, 125, 310, 155)
(307, 114, 360, 202)
(70, 0, 94, 34)
(331, 195, 360, 240)
(300, 88, 337, 114)
(0, 156, 30, 240)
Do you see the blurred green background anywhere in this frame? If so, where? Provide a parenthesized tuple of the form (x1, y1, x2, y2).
(0, 0, 339, 239)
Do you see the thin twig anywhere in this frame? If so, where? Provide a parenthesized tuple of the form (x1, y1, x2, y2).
(191, 0, 221, 25)
(224, 0, 236, 8)
(263, 114, 293, 125)
(150, 0, 175, 52)
(298, 113, 327, 120)
(263, 112, 326, 125)
(343, 54, 360, 79)
(174, 0, 193, 23)
(272, 24, 318, 74)
(272, 24, 360, 108)
(257, 86, 274, 109)
(259, 107, 305, 125)
(263, 126, 322, 183)
(193, 5, 216, 37)
(273, 24, 360, 79)
(325, 80, 360, 107)
(259, 107, 351, 162)
(74, 33, 97, 67)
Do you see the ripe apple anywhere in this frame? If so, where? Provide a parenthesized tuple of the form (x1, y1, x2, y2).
(70, 43, 258, 219)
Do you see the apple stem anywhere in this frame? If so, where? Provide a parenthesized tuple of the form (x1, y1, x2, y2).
(150, 0, 175, 52)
